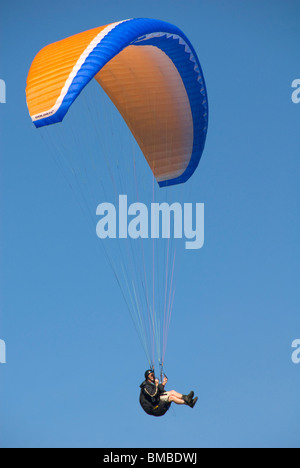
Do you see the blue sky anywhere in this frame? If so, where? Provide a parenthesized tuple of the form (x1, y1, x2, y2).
(1, 0, 300, 448)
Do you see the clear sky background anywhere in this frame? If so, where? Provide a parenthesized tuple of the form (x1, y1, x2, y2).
(1, 0, 300, 448)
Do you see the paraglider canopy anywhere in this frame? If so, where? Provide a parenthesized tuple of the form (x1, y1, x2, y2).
(26, 18, 208, 187)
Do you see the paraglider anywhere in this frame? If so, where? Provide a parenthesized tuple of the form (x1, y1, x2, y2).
(26, 18, 208, 414)
(139, 369, 198, 417)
